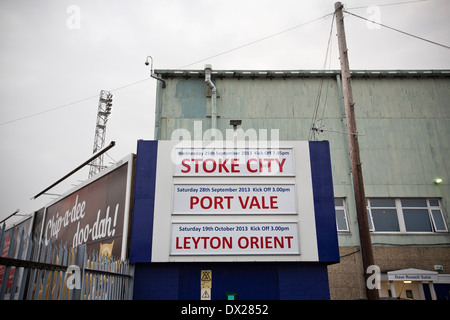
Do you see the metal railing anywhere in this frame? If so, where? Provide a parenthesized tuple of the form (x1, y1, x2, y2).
(0, 223, 133, 300)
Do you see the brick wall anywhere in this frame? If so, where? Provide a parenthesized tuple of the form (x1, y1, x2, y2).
(327, 246, 450, 300)
(327, 246, 366, 300)
(373, 247, 450, 272)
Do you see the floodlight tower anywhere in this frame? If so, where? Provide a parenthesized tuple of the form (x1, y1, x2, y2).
(88, 90, 113, 178)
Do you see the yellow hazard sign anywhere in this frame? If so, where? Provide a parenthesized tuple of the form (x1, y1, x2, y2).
(201, 288, 211, 300)
(201, 270, 212, 288)
(201, 270, 212, 281)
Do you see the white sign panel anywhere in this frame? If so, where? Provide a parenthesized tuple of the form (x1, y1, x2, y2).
(148, 140, 320, 262)
(173, 148, 295, 176)
(173, 184, 297, 215)
(388, 273, 438, 282)
(171, 223, 299, 255)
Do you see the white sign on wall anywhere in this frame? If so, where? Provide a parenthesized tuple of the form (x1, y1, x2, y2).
(173, 148, 295, 176)
(171, 223, 299, 255)
(147, 141, 321, 262)
(173, 184, 296, 214)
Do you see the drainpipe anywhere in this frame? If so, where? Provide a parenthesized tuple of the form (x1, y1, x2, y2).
(204, 64, 217, 130)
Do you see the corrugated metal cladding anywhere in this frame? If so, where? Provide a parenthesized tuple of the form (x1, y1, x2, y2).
(154, 69, 450, 248)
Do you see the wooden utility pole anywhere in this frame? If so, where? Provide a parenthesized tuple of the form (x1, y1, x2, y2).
(334, 2, 379, 300)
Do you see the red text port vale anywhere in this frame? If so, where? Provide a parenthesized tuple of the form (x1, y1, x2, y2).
(189, 195, 278, 210)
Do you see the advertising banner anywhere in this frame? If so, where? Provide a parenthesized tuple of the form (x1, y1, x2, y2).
(42, 158, 132, 259)
(173, 147, 295, 176)
(173, 184, 296, 214)
(171, 223, 299, 255)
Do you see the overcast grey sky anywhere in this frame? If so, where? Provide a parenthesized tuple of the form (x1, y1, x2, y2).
(0, 0, 449, 225)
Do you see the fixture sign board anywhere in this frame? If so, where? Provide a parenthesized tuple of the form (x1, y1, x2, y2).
(171, 223, 299, 255)
(173, 147, 295, 176)
(173, 184, 296, 214)
(129, 140, 340, 263)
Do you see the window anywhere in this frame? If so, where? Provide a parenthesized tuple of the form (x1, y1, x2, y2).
(401, 199, 432, 232)
(335, 198, 349, 232)
(367, 198, 448, 233)
(367, 199, 399, 232)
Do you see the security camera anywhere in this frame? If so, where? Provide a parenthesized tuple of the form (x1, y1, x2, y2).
(145, 56, 152, 66)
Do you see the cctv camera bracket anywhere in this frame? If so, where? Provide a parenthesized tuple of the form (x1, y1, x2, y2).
(145, 56, 166, 88)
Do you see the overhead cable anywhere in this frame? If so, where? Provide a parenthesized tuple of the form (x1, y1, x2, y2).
(309, 12, 335, 141)
(347, 0, 429, 10)
(0, 78, 150, 127)
(0, 12, 334, 127)
(344, 9, 450, 50)
(177, 11, 335, 69)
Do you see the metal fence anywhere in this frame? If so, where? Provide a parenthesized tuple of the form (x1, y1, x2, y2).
(0, 223, 133, 300)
